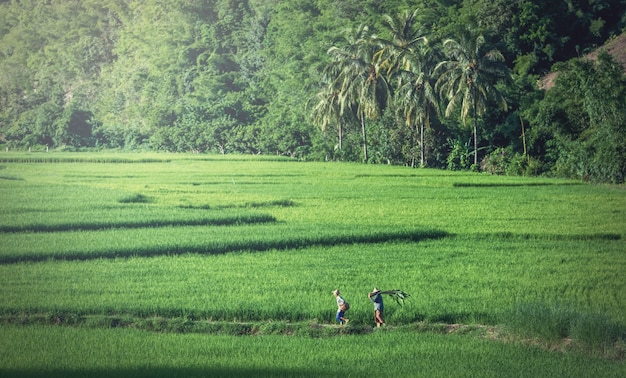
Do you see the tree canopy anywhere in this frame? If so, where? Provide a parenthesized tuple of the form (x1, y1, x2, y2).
(1, 0, 625, 182)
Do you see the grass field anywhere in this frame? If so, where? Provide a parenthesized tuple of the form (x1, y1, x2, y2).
(0, 152, 625, 377)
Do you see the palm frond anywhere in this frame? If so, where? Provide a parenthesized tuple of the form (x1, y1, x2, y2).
(385, 289, 411, 306)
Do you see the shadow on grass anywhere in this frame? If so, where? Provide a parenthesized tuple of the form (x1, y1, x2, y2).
(428, 312, 498, 326)
(0, 228, 449, 264)
(0, 368, 340, 378)
(0, 313, 375, 337)
(0, 174, 24, 180)
(117, 193, 153, 204)
(0, 214, 276, 233)
(452, 182, 583, 187)
(180, 199, 297, 210)
(458, 232, 622, 241)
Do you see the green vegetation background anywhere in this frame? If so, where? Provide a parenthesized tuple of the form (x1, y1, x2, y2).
(1, 1, 625, 183)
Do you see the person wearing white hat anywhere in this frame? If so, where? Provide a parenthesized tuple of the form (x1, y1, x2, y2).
(368, 287, 393, 327)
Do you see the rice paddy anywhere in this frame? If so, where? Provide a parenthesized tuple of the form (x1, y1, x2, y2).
(0, 152, 624, 377)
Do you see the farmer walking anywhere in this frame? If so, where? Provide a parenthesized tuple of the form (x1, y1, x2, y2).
(332, 289, 349, 325)
(368, 288, 390, 327)
(368, 288, 411, 327)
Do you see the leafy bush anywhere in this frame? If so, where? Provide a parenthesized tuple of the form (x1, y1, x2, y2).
(480, 148, 543, 176)
(446, 138, 472, 170)
(481, 148, 509, 175)
(531, 52, 626, 183)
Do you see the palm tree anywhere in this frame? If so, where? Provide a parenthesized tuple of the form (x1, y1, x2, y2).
(375, 9, 437, 167)
(327, 24, 390, 162)
(309, 85, 344, 151)
(394, 50, 439, 167)
(435, 28, 509, 166)
(374, 9, 428, 76)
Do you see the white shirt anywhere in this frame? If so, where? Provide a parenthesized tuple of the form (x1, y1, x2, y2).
(336, 295, 345, 309)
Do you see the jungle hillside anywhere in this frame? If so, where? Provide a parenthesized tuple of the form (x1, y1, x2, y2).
(1, 0, 625, 183)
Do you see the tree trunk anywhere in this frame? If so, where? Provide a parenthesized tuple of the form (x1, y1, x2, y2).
(420, 121, 425, 167)
(473, 87, 478, 166)
(361, 114, 368, 162)
(338, 124, 343, 150)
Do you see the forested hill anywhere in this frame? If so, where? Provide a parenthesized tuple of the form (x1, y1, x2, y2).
(1, 0, 625, 183)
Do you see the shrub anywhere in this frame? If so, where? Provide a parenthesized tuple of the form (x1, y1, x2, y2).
(447, 138, 472, 170)
(481, 148, 509, 175)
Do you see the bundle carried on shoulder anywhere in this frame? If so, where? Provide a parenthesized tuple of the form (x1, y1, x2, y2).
(387, 289, 410, 306)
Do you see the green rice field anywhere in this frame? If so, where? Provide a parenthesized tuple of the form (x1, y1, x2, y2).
(0, 152, 624, 377)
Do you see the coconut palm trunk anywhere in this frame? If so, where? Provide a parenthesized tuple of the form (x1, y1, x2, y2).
(361, 114, 368, 162)
(473, 85, 478, 166)
(420, 116, 426, 167)
(338, 124, 343, 150)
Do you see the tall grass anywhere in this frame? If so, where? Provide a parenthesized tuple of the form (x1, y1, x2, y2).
(1, 326, 624, 378)
(0, 152, 625, 375)
(1, 238, 624, 326)
(508, 302, 626, 349)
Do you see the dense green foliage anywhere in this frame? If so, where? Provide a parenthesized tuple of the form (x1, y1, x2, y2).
(1, 0, 625, 183)
(0, 153, 625, 375)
